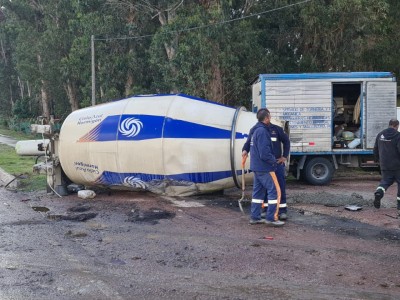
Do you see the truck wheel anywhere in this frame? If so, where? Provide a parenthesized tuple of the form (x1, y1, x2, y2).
(304, 157, 334, 185)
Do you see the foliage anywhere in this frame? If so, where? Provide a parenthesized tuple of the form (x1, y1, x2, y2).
(0, 0, 399, 118)
(13, 96, 39, 119)
(0, 121, 36, 139)
(296, 0, 390, 71)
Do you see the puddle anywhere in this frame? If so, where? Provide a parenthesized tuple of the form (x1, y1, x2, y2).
(32, 206, 50, 213)
(68, 204, 91, 212)
(127, 208, 175, 225)
(47, 213, 97, 222)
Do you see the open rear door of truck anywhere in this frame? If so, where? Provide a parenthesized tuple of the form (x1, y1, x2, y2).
(365, 81, 397, 149)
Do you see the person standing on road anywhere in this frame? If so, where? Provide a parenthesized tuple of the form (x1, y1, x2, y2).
(373, 118, 400, 216)
(242, 108, 290, 220)
(248, 109, 285, 226)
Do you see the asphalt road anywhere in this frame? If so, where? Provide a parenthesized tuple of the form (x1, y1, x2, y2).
(0, 179, 399, 300)
(0, 132, 399, 299)
(0, 134, 17, 147)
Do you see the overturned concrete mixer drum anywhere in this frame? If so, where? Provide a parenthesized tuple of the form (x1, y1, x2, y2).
(57, 94, 257, 196)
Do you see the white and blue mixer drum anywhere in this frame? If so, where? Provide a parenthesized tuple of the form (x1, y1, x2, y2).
(58, 94, 256, 196)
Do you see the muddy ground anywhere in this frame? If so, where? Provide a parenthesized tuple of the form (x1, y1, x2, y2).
(0, 170, 399, 300)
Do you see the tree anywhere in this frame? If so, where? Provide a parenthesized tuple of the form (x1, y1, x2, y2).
(0, 0, 63, 119)
(296, 0, 390, 71)
(0, 0, 399, 123)
(0, 18, 19, 117)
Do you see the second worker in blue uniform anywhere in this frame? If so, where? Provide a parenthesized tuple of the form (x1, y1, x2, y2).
(243, 108, 290, 222)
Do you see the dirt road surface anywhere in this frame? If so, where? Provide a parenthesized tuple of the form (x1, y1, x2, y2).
(0, 171, 399, 299)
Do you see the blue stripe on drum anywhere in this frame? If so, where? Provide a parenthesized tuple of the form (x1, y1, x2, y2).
(78, 114, 247, 142)
(164, 119, 229, 139)
(95, 170, 233, 185)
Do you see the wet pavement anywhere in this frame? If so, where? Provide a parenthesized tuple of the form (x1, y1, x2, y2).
(1, 130, 397, 298)
(0, 134, 17, 147)
(0, 172, 399, 300)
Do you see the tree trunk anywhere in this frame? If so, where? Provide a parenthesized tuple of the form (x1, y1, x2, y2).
(64, 80, 79, 111)
(40, 81, 50, 119)
(27, 81, 31, 97)
(243, 0, 256, 15)
(17, 76, 24, 99)
(125, 6, 136, 96)
(37, 54, 50, 119)
(158, 9, 179, 93)
(158, 9, 178, 60)
(9, 83, 14, 109)
(125, 71, 133, 97)
(0, 38, 6, 64)
(208, 61, 224, 104)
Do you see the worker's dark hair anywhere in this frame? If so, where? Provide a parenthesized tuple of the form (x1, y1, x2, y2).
(389, 118, 399, 127)
(257, 108, 270, 122)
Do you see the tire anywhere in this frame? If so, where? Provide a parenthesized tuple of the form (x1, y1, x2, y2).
(304, 157, 334, 185)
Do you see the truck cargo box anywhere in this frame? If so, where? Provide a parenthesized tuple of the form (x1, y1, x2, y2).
(252, 72, 397, 185)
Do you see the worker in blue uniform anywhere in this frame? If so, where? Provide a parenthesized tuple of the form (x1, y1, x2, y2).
(242, 108, 290, 220)
(248, 108, 285, 226)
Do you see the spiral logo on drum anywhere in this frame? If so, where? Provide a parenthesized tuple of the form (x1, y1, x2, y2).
(123, 177, 147, 189)
(119, 117, 143, 137)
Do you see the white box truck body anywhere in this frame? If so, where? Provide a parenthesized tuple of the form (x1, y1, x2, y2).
(251, 72, 397, 185)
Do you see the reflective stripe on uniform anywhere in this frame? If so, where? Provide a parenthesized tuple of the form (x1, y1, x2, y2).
(263, 203, 287, 208)
(251, 199, 263, 204)
(397, 197, 400, 201)
(376, 186, 386, 193)
(268, 199, 278, 204)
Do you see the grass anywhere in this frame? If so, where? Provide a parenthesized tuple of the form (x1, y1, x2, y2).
(0, 126, 47, 192)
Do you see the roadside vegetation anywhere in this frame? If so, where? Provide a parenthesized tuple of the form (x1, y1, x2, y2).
(1, 0, 400, 125)
(0, 123, 46, 192)
(0, 120, 37, 140)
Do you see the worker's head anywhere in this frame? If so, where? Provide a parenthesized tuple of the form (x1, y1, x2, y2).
(257, 108, 271, 124)
(389, 118, 399, 130)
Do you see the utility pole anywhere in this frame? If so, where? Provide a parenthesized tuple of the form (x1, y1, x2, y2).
(91, 35, 96, 106)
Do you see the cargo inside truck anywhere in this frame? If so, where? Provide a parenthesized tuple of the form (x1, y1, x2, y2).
(332, 83, 362, 150)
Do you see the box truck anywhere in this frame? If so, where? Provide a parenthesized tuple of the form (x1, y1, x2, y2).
(251, 72, 397, 185)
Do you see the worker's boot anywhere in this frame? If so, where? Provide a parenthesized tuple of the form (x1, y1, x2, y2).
(373, 189, 384, 209)
(279, 213, 288, 220)
(265, 220, 285, 227)
(249, 219, 267, 225)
